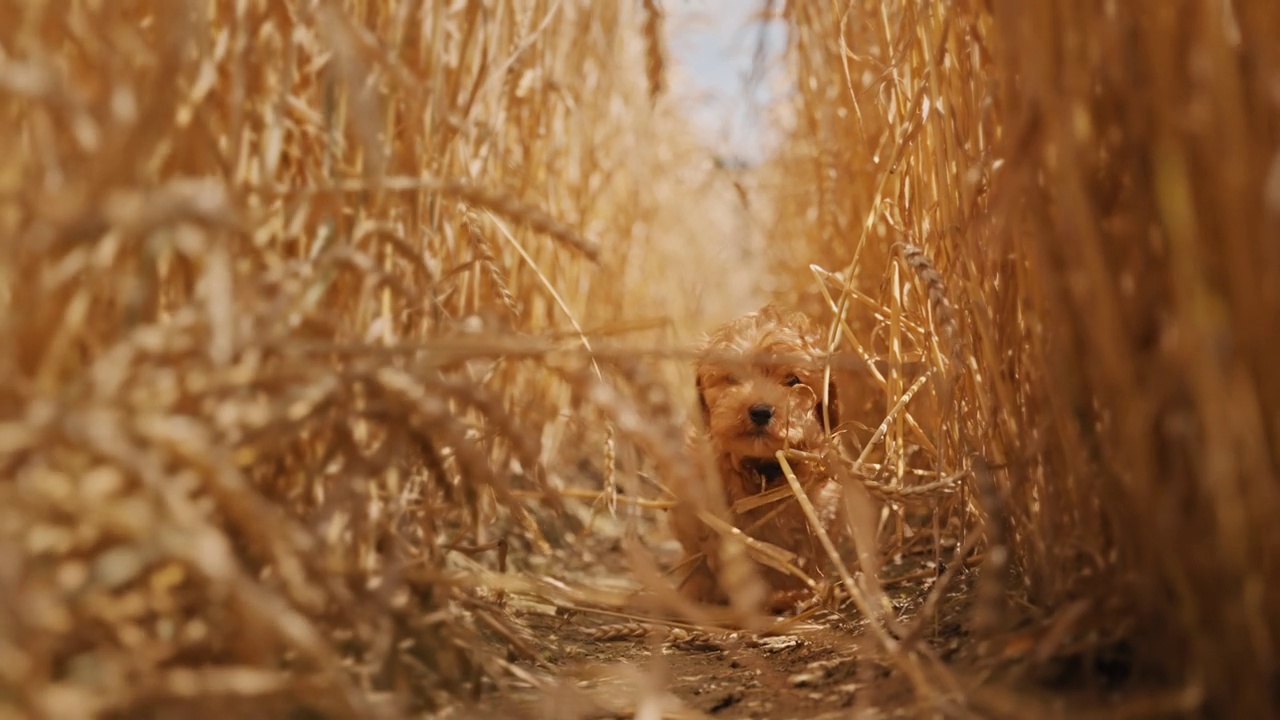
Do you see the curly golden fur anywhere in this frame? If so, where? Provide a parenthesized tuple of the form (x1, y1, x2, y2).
(671, 304, 845, 612)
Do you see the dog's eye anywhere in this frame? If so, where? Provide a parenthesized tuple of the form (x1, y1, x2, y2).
(784, 375, 802, 387)
(725, 374, 742, 386)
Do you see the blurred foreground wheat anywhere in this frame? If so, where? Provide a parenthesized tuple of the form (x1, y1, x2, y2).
(0, 1, 749, 717)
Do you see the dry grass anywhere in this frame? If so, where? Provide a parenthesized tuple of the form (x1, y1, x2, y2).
(768, 0, 1280, 716)
(3, 0, 1279, 718)
(0, 2, 742, 718)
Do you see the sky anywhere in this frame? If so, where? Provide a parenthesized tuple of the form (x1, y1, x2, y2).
(662, 0, 789, 164)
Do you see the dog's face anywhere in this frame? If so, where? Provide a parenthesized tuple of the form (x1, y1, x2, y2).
(696, 305, 839, 487)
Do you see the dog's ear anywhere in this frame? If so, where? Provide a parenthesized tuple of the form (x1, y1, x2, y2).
(817, 375, 840, 434)
(696, 373, 711, 426)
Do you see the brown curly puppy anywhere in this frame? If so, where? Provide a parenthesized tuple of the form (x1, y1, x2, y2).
(671, 304, 845, 612)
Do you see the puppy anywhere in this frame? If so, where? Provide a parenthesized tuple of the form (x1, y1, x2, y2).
(671, 304, 844, 612)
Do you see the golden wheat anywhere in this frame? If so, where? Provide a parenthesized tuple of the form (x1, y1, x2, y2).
(770, 0, 1280, 716)
(0, 1, 729, 717)
(3, 0, 1278, 717)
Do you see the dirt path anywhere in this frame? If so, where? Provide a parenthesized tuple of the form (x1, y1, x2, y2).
(439, 509, 979, 720)
(476, 609, 932, 719)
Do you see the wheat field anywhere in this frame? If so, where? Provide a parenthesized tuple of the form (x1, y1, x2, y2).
(1, 1, 1277, 719)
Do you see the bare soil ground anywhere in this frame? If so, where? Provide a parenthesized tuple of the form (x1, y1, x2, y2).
(431, 493, 1168, 720)
(440, 509, 982, 720)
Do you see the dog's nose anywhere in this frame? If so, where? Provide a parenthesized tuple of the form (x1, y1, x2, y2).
(748, 404, 774, 426)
